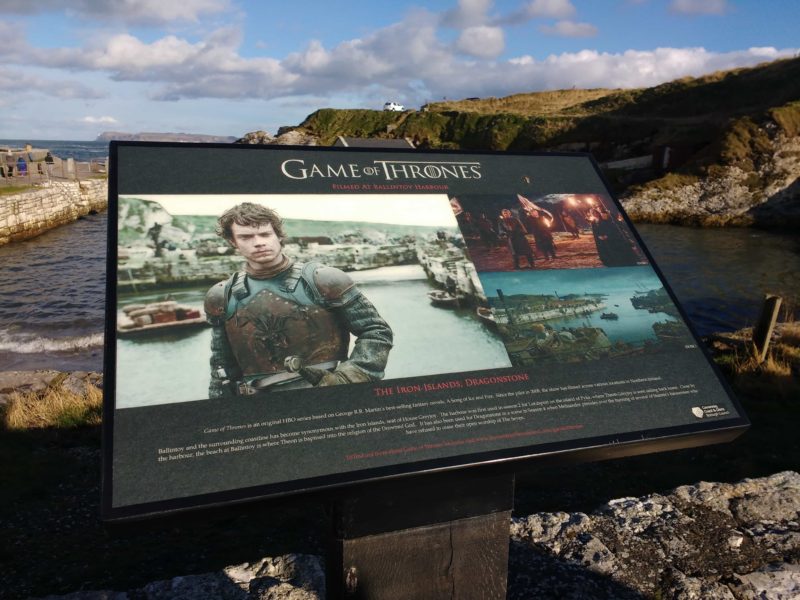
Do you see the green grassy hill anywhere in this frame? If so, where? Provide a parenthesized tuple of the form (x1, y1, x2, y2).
(291, 57, 800, 193)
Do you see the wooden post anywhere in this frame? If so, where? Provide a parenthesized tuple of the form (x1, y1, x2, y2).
(328, 470, 514, 599)
(753, 295, 782, 363)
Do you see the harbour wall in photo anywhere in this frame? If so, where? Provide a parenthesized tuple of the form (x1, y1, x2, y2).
(0, 179, 107, 245)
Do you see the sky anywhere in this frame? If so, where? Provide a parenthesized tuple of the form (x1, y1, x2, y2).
(1, 0, 798, 141)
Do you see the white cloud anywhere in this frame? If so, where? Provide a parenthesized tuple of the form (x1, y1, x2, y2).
(82, 116, 118, 124)
(0, 0, 230, 25)
(1, 12, 795, 115)
(441, 0, 494, 28)
(539, 20, 598, 37)
(494, 0, 577, 27)
(24, 27, 298, 101)
(0, 67, 104, 100)
(456, 26, 505, 58)
(524, 0, 576, 19)
(503, 47, 794, 94)
(281, 10, 452, 97)
(669, 0, 728, 15)
(0, 19, 26, 50)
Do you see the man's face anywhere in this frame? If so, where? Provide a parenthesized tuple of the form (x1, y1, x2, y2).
(230, 222, 283, 268)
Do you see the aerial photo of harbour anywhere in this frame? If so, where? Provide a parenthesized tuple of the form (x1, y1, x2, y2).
(479, 266, 692, 366)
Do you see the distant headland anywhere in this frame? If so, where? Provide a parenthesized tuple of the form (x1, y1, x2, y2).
(95, 131, 237, 143)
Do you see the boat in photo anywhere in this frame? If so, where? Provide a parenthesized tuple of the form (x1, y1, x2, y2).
(117, 300, 208, 337)
(476, 306, 497, 328)
(600, 312, 619, 320)
(427, 289, 461, 307)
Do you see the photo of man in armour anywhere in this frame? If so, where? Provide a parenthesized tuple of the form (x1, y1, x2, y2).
(205, 202, 393, 398)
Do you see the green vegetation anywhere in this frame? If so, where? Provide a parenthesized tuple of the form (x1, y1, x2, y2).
(296, 57, 800, 195)
(427, 88, 620, 116)
(770, 101, 800, 138)
(716, 116, 773, 171)
(300, 108, 404, 145)
(630, 172, 700, 194)
(0, 184, 35, 196)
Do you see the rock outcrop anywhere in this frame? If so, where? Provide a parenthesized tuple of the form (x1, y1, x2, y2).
(235, 130, 275, 145)
(622, 133, 800, 227)
(236, 128, 318, 146)
(509, 471, 800, 599)
(36, 554, 325, 600)
(96, 132, 237, 143)
(0, 179, 107, 246)
(34, 472, 800, 599)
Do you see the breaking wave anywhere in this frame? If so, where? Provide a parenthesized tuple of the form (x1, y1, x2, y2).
(0, 330, 104, 354)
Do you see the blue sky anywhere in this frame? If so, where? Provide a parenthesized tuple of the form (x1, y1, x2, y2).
(1, 0, 797, 140)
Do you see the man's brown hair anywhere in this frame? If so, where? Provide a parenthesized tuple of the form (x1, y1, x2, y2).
(216, 202, 286, 243)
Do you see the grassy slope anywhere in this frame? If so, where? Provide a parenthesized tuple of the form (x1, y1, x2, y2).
(298, 57, 800, 181)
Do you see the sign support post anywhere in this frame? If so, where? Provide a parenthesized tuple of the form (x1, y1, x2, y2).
(102, 142, 748, 549)
(327, 470, 515, 599)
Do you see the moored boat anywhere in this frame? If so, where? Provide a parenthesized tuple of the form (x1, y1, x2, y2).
(117, 300, 208, 337)
(476, 306, 497, 328)
(428, 290, 461, 307)
(600, 312, 619, 320)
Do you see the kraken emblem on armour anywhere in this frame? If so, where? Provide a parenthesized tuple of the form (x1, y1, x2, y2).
(238, 312, 295, 359)
(224, 288, 349, 376)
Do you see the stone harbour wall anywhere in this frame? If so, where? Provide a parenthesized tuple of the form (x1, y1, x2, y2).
(0, 179, 107, 245)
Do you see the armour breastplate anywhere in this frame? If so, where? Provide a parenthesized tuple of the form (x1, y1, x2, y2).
(223, 266, 349, 378)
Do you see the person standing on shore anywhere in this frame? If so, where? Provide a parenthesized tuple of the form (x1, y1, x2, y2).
(204, 202, 393, 399)
(44, 152, 54, 179)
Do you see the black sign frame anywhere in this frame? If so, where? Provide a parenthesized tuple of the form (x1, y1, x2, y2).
(102, 142, 748, 521)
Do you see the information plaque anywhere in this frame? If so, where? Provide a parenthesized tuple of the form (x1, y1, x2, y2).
(102, 143, 747, 520)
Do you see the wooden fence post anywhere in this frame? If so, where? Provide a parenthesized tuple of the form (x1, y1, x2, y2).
(753, 295, 782, 363)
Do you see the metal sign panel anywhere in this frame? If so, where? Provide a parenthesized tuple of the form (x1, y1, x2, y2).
(102, 142, 747, 520)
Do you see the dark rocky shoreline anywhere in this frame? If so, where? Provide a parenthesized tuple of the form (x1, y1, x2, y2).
(23, 472, 800, 599)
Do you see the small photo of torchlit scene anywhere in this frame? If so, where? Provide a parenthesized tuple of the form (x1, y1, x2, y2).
(478, 267, 693, 366)
(451, 193, 647, 272)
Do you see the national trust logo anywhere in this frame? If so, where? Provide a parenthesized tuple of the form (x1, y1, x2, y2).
(691, 404, 730, 419)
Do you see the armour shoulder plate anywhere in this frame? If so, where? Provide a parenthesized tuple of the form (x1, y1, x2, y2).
(204, 279, 229, 325)
(312, 265, 356, 306)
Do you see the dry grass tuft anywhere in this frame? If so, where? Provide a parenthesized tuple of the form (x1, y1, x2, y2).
(778, 322, 800, 348)
(728, 321, 800, 401)
(0, 185, 35, 196)
(2, 383, 103, 430)
(426, 88, 623, 116)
